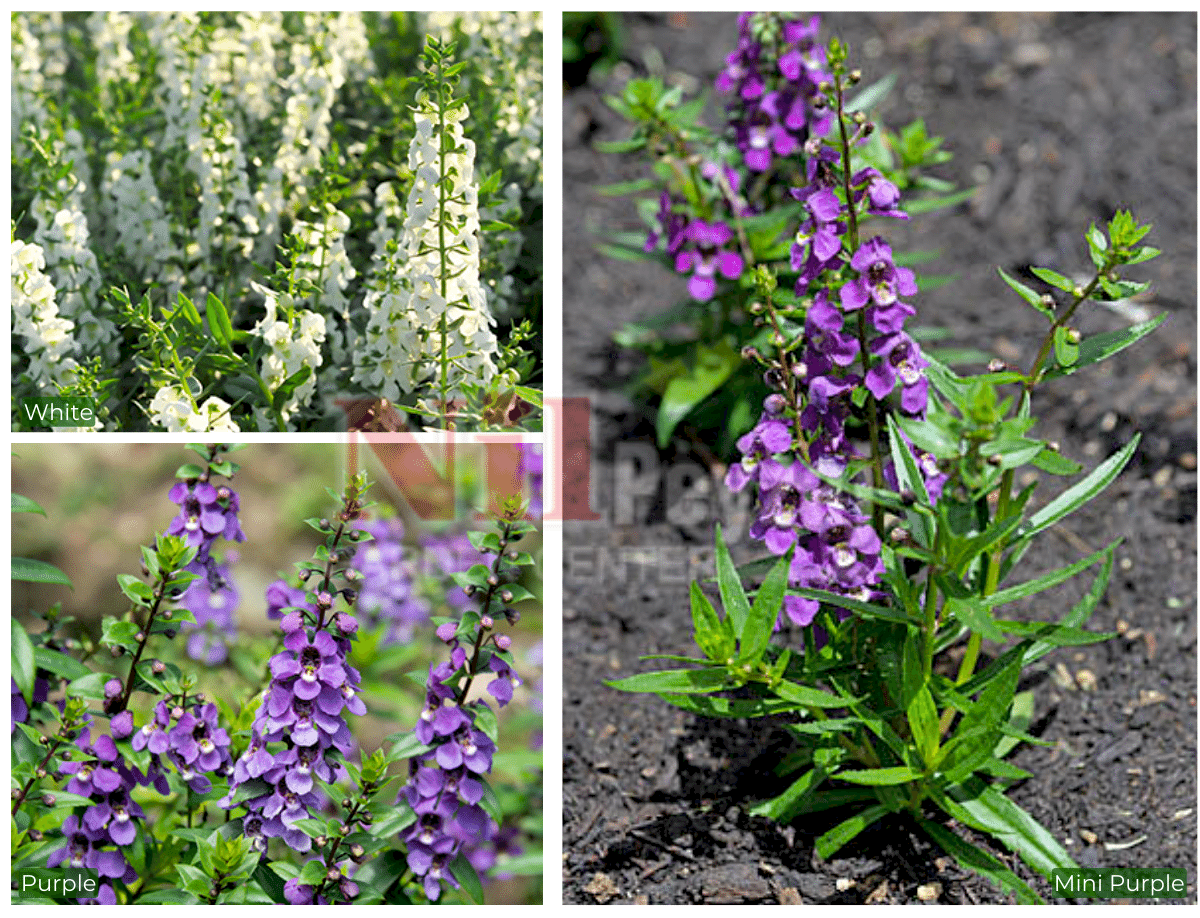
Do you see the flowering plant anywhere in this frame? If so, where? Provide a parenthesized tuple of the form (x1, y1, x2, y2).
(11, 13, 542, 432)
(12, 444, 542, 903)
(605, 14, 1165, 902)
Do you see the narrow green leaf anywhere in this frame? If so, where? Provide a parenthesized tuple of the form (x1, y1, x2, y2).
(749, 767, 827, 822)
(448, 853, 485, 904)
(772, 680, 850, 709)
(837, 766, 920, 787)
(655, 339, 740, 447)
(1029, 266, 1077, 293)
(945, 595, 1005, 643)
(1052, 326, 1079, 367)
(903, 187, 976, 216)
(605, 667, 730, 695)
(205, 291, 234, 349)
(993, 691, 1035, 760)
(941, 654, 1021, 783)
(12, 494, 46, 515)
(12, 557, 73, 588)
(933, 779, 1076, 883)
(988, 539, 1120, 609)
(998, 267, 1054, 319)
(738, 553, 790, 665)
(994, 621, 1114, 646)
(35, 645, 89, 682)
(815, 803, 890, 859)
(714, 524, 751, 637)
(790, 585, 915, 624)
(845, 71, 897, 112)
(1020, 435, 1138, 540)
(660, 693, 808, 719)
(1030, 448, 1083, 476)
(12, 618, 36, 703)
(690, 582, 732, 662)
(1042, 313, 1167, 381)
(919, 818, 1042, 904)
(907, 686, 940, 768)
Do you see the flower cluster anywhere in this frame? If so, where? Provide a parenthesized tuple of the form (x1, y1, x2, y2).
(717, 13, 832, 173)
(50, 722, 151, 905)
(349, 518, 431, 645)
(725, 28, 939, 632)
(250, 281, 327, 427)
(178, 558, 240, 665)
(11, 237, 78, 394)
(165, 477, 246, 566)
(12, 14, 540, 432)
(224, 484, 369, 859)
(397, 515, 530, 900)
(132, 698, 234, 793)
(354, 62, 498, 407)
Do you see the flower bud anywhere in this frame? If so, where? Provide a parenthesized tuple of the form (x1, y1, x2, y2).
(763, 394, 787, 415)
(501, 590, 514, 604)
(1066, 327, 1081, 344)
(41, 793, 55, 807)
(27, 829, 43, 842)
(110, 645, 123, 657)
(495, 634, 512, 651)
(161, 608, 173, 620)
(486, 574, 499, 587)
(504, 609, 521, 626)
(315, 836, 327, 847)
(350, 844, 365, 860)
(741, 345, 762, 362)
(152, 660, 166, 674)
(849, 68, 863, 84)
(899, 489, 917, 506)
(480, 614, 494, 629)
(987, 358, 1008, 373)
(987, 454, 1003, 466)
(35, 768, 47, 780)
(763, 368, 782, 389)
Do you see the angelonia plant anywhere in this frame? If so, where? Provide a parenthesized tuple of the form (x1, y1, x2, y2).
(599, 13, 965, 453)
(11, 12, 542, 433)
(11, 445, 543, 904)
(607, 14, 1165, 902)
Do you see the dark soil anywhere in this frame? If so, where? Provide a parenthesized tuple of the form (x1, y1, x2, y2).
(562, 12, 1197, 904)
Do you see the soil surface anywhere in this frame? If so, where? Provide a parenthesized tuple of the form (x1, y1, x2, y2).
(562, 12, 1197, 904)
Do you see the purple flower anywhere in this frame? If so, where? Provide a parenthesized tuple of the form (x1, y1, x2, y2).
(866, 331, 929, 415)
(165, 480, 245, 563)
(726, 411, 792, 493)
(518, 444, 544, 520)
(674, 220, 745, 302)
(737, 91, 804, 172)
(840, 237, 918, 315)
(853, 167, 908, 220)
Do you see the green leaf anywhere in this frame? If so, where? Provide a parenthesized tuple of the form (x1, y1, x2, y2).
(65, 671, 115, 701)
(714, 524, 751, 638)
(907, 685, 941, 768)
(1052, 326, 1079, 367)
(815, 803, 890, 859)
(772, 680, 852, 710)
(944, 595, 1005, 643)
(655, 339, 740, 447)
(385, 731, 432, 764)
(660, 693, 809, 719)
(272, 365, 313, 412)
(206, 292, 234, 349)
(1028, 266, 1077, 293)
(998, 267, 1055, 319)
(836, 766, 921, 787)
(749, 767, 828, 821)
(993, 621, 1114, 646)
(845, 71, 897, 112)
(448, 853, 485, 904)
(738, 552, 790, 665)
(1018, 439, 1138, 540)
(12, 557, 73, 588)
(903, 187, 977, 216)
(117, 573, 153, 606)
(993, 691, 1035, 761)
(1030, 447, 1082, 476)
(12, 618, 36, 703)
(605, 667, 730, 695)
(933, 779, 1076, 883)
(34, 645, 88, 682)
(1042, 313, 1167, 381)
(12, 493, 46, 515)
(690, 582, 734, 663)
(789, 586, 915, 625)
(987, 539, 1120, 610)
(941, 654, 1021, 783)
(919, 818, 1042, 904)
